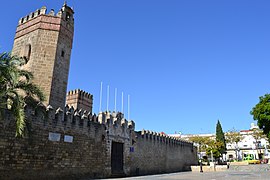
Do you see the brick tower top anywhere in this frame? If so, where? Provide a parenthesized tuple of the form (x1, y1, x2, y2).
(66, 89, 93, 113)
(16, 3, 74, 40)
(12, 3, 75, 110)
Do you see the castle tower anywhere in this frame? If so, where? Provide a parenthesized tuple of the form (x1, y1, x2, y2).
(11, 3, 74, 110)
(66, 89, 93, 113)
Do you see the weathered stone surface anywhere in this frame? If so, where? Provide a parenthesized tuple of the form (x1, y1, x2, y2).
(130, 131, 198, 176)
(66, 89, 93, 114)
(1, 3, 198, 179)
(0, 108, 133, 179)
(12, 4, 74, 110)
(0, 108, 197, 179)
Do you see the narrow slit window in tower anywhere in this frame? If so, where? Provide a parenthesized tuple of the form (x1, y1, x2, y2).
(23, 44, 31, 62)
(66, 12, 70, 21)
(61, 50, 65, 58)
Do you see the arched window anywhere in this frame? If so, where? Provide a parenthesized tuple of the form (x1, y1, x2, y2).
(23, 44, 31, 62)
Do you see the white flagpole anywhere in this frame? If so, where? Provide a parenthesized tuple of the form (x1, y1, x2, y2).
(106, 85, 109, 112)
(128, 95, 130, 120)
(99, 82, 103, 112)
(114, 88, 117, 112)
(121, 92, 124, 114)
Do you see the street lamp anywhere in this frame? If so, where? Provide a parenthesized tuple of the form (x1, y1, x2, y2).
(199, 142, 203, 173)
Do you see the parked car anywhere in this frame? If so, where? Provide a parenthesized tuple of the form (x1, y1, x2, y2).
(243, 154, 260, 164)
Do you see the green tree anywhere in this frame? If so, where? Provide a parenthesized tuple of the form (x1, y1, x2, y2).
(216, 120, 226, 155)
(225, 128, 243, 160)
(252, 128, 266, 159)
(188, 135, 224, 160)
(250, 94, 270, 141)
(225, 129, 243, 145)
(206, 139, 224, 160)
(0, 52, 45, 137)
(188, 136, 211, 152)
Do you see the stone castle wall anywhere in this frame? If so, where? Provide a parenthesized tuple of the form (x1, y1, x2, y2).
(130, 130, 197, 176)
(2, 4, 197, 180)
(0, 107, 197, 179)
(0, 107, 108, 179)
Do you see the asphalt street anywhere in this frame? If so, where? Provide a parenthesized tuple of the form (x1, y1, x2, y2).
(106, 171, 270, 180)
(105, 164, 270, 180)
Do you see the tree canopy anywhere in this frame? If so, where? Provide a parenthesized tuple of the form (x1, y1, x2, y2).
(0, 52, 45, 137)
(225, 128, 243, 146)
(188, 135, 211, 152)
(250, 94, 270, 141)
(252, 128, 266, 148)
(188, 135, 224, 160)
(205, 139, 224, 159)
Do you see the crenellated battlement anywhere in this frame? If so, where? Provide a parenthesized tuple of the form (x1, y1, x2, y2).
(96, 111, 135, 129)
(19, 6, 47, 25)
(9, 104, 135, 136)
(137, 129, 193, 147)
(66, 89, 93, 114)
(12, 3, 75, 109)
(3, 3, 198, 178)
(18, 3, 74, 25)
(67, 89, 93, 99)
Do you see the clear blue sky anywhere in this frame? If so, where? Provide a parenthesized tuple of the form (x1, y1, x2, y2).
(1, 0, 270, 134)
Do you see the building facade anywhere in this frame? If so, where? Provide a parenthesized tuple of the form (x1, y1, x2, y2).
(0, 4, 198, 179)
(173, 123, 269, 161)
(226, 123, 269, 161)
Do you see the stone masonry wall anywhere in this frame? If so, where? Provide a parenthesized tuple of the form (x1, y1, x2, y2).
(4, 4, 198, 180)
(12, 5, 74, 110)
(66, 89, 93, 113)
(0, 107, 136, 179)
(0, 109, 108, 179)
(0, 106, 197, 179)
(12, 28, 59, 104)
(130, 130, 198, 176)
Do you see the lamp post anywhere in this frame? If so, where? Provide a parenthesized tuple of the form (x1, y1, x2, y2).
(237, 148, 240, 161)
(199, 142, 203, 173)
(235, 144, 238, 161)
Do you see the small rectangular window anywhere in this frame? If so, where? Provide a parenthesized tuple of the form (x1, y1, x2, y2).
(61, 50, 65, 57)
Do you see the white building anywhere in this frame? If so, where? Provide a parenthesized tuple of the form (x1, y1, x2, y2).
(226, 123, 269, 160)
(169, 123, 269, 160)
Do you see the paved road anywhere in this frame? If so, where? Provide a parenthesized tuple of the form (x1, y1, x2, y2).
(107, 171, 270, 180)
(105, 164, 270, 180)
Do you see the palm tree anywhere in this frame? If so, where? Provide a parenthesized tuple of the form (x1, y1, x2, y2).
(0, 52, 45, 137)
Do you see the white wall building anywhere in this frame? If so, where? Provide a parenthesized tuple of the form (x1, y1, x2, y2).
(226, 123, 269, 160)
(169, 123, 269, 160)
